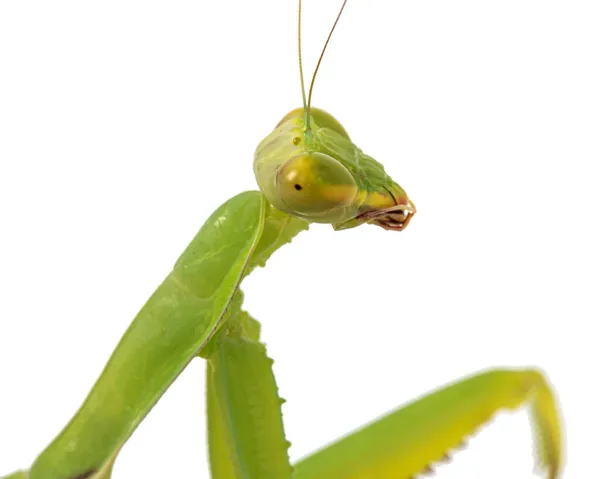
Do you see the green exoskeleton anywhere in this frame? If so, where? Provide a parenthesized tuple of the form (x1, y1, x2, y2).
(1, 1, 562, 478)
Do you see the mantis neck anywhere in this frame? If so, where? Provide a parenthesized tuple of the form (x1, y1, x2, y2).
(245, 193, 310, 275)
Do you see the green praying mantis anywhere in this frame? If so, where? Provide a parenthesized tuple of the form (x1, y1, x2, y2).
(1, 1, 563, 478)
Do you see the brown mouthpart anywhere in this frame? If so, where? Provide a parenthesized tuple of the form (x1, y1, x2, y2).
(356, 200, 417, 231)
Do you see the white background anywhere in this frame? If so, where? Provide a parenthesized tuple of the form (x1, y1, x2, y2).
(1, 1, 598, 478)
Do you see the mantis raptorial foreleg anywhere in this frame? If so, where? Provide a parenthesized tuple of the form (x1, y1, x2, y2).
(207, 332, 291, 478)
(205, 263, 296, 478)
(203, 313, 561, 479)
(293, 369, 561, 479)
(206, 366, 237, 479)
(202, 208, 308, 479)
(1, 473, 28, 479)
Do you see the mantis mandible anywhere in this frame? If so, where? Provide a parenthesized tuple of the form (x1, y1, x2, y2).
(1, 1, 563, 478)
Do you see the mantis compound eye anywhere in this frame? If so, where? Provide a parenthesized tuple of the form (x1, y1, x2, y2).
(276, 152, 358, 216)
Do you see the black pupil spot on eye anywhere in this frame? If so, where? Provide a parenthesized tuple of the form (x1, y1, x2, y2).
(294, 184, 302, 191)
(292, 137, 300, 145)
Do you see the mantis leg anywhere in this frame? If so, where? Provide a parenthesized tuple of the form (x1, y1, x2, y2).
(207, 365, 237, 479)
(202, 206, 308, 479)
(206, 311, 292, 479)
(293, 368, 562, 479)
(1, 193, 306, 479)
(24, 192, 267, 479)
(1, 472, 29, 479)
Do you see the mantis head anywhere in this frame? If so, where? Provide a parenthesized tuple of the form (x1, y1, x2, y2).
(253, 0, 415, 232)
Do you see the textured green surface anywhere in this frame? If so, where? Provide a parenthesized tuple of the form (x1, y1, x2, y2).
(293, 368, 562, 479)
(1, 472, 29, 479)
(209, 334, 291, 479)
(27, 191, 266, 479)
(205, 203, 307, 479)
(207, 363, 237, 479)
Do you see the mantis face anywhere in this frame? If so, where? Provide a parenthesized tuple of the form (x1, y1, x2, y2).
(253, 107, 416, 231)
(253, 0, 414, 232)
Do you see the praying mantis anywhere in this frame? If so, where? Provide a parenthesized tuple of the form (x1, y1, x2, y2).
(0, 1, 564, 478)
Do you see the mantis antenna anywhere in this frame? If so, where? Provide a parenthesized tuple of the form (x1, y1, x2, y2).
(298, 0, 349, 133)
(298, 0, 308, 120)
